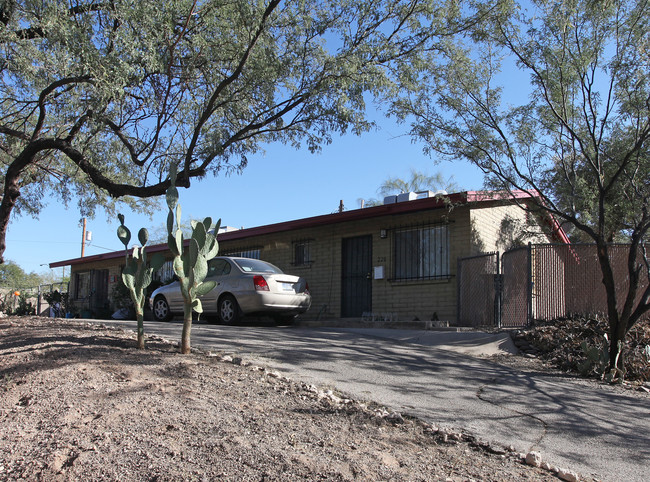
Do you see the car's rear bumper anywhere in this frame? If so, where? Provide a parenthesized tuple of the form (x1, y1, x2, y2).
(237, 292, 311, 315)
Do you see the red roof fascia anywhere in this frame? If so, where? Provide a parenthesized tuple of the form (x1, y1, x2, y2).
(50, 192, 467, 268)
(51, 189, 567, 268)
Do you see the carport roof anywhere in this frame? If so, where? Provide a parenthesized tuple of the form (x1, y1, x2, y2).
(50, 190, 565, 268)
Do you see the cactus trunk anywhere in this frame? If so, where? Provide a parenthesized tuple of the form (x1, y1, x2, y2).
(164, 164, 220, 354)
(181, 305, 193, 354)
(136, 309, 145, 350)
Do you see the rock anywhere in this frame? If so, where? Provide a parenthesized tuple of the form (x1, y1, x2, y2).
(221, 355, 233, 363)
(558, 468, 579, 481)
(231, 357, 243, 366)
(525, 451, 542, 467)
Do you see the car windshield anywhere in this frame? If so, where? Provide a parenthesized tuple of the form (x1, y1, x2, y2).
(234, 258, 283, 274)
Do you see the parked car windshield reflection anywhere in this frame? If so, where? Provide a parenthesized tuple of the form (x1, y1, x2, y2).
(234, 258, 283, 274)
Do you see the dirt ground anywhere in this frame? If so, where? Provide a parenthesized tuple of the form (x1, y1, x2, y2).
(1, 317, 573, 481)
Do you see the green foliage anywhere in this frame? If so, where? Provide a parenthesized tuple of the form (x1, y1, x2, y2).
(0, 261, 42, 289)
(0, 292, 35, 316)
(42, 289, 69, 317)
(579, 335, 626, 383)
(110, 279, 135, 312)
(14, 294, 35, 316)
(0, 0, 476, 263)
(378, 169, 460, 198)
(579, 338, 610, 377)
(165, 165, 220, 353)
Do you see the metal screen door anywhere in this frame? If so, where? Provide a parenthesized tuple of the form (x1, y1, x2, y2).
(341, 235, 372, 317)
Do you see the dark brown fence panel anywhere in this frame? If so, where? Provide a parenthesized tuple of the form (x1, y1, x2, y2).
(457, 252, 498, 327)
(559, 244, 606, 318)
(560, 244, 649, 322)
(531, 245, 567, 321)
(459, 243, 648, 328)
(527, 244, 649, 323)
(501, 247, 530, 327)
(612, 245, 650, 322)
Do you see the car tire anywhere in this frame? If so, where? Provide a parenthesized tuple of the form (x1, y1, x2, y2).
(152, 296, 173, 322)
(218, 295, 240, 325)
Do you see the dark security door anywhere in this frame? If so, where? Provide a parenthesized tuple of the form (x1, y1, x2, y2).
(341, 235, 372, 317)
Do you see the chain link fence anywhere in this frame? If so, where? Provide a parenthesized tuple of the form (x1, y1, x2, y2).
(458, 243, 649, 327)
(457, 252, 499, 327)
(501, 247, 531, 327)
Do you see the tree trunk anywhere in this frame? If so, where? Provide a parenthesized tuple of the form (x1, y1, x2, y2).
(0, 140, 54, 264)
(594, 242, 624, 370)
(0, 162, 25, 264)
(181, 304, 192, 354)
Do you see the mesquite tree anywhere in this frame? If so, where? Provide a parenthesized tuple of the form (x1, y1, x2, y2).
(0, 0, 480, 263)
(394, 0, 650, 369)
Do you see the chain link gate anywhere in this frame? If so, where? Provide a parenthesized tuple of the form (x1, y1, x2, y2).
(500, 246, 532, 327)
(457, 252, 499, 327)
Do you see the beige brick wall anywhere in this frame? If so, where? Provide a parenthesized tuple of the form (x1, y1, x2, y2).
(65, 200, 557, 323)
(216, 206, 473, 323)
(469, 202, 553, 254)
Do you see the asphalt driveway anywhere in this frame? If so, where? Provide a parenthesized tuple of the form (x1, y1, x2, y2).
(98, 319, 650, 481)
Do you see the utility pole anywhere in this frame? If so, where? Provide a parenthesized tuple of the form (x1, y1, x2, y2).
(81, 218, 86, 257)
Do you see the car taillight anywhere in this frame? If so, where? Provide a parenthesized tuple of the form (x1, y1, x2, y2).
(305, 282, 310, 295)
(254, 275, 269, 291)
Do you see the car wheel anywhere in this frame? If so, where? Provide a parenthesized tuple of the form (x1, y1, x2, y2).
(273, 314, 297, 326)
(218, 295, 240, 325)
(152, 296, 172, 322)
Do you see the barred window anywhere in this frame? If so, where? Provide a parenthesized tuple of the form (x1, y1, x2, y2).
(293, 240, 311, 266)
(393, 225, 449, 281)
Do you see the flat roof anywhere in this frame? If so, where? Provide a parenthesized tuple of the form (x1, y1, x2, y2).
(50, 190, 557, 268)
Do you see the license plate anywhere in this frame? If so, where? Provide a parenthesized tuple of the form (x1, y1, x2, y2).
(280, 282, 295, 292)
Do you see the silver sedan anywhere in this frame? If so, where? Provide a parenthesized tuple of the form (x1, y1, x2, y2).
(149, 257, 311, 324)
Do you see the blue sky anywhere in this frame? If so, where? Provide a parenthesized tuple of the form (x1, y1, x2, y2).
(6, 117, 486, 278)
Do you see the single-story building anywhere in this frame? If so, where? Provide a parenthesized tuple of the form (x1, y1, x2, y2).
(50, 190, 568, 324)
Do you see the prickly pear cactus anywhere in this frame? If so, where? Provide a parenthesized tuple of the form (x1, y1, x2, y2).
(117, 214, 165, 349)
(165, 164, 220, 354)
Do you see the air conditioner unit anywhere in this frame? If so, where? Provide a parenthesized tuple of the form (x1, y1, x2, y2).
(383, 195, 397, 204)
(397, 192, 417, 203)
(416, 190, 434, 199)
